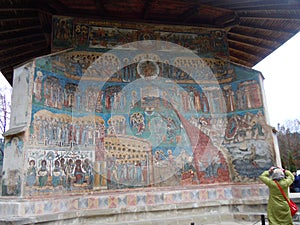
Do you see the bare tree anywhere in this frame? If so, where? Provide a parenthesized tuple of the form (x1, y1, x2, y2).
(0, 86, 11, 137)
(277, 119, 300, 171)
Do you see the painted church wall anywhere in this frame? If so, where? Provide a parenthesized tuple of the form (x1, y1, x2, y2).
(1, 16, 275, 197)
(1, 63, 33, 196)
(10, 63, 33, 129)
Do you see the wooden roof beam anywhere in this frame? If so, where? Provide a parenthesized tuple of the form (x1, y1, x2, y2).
(38, 11, 52, 34)
(228, 46, 260, 61)
(0, 40, 47, 55)
(227, 32, 277, 50)
(237, 9, 300, 19)
(0, 46, 49, 67)
(36, 0, 68, 14)
(0, 10, 38, 19)
(0, 27, 45, 41)
(228, 39, 270, 56)
(229, 4, 300, 11)
(211, 0, 299, 10)
(0, 7, 34, 12)
(94, 0, 108, 16)
(179, 7, 200, 22)
(0, 67, 13, 85)
(240, 16, 300, 22)
(53, 8, 111, 20)
(207, 0, 269, 8)
(0, 33, 44, 44)
(0, 16, 38, 22)
(2, 0, 34, 11)
(234, 25, 295, 41)
(229, 50, 258, 66)
(142, 0, 153, 19)
(0, 66, 16, 82)
(0, 34, 45, 49)
(228, 55, 252, 67)
(240, 18, 300, 33)
(228, 41, 271, 63)
(0, 25, 42, 35)
(214, 11, 240, 29)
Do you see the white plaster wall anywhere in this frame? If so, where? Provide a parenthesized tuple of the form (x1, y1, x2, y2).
(10, 62, 33, 129)
(258, 70, 282, 167)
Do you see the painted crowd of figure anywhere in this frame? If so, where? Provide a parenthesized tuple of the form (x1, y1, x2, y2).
(106, 157, 149, 188)
(26, 140, 152, 190)
(34, 69, 262, 116)
(31, 114, 121, 146)
(25, 151, 188, 190)
(26, 157, 94, 189)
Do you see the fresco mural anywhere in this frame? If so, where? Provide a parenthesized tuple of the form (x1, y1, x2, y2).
(2, 16, 275, 196)
(24, 55, 273, 195)
(2, 136, 23, 196)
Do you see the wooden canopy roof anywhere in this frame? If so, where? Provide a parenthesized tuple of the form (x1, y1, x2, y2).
(1, 0, 300, 85)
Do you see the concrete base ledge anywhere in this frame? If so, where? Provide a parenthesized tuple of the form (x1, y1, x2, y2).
(0, 200, 268, 225)
(0, 184, 270, 224)
(0, 210, 266, 225)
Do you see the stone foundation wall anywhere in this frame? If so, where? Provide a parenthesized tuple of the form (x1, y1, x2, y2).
(0, 184, 268, 224)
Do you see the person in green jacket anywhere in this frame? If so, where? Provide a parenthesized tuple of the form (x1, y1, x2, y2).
(259, 166, 295, 225)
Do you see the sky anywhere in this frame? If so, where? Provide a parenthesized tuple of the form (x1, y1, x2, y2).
(0, 32, 299, 129)
(253, 31, 300, 127)
(0, 73, 12, 138)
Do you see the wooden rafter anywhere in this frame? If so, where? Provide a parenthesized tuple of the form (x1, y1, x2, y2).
(211, 0, 300, 10)
(0, 46, 49, 67)
(0, 40, 47, 55)
(229, 55, 252, 67)
(237, 9, 300, 19)
(179, 7, 200, 22)
(0, 32, 44, 43)
(142, 0, 153, 19)
(240, 18, 300, 33)
(231, 25, 294, 42)
(94, 0, 108, 16)
(227, 32, 277, 50)
(0, 7, 34, 12)
(0, 16, 38, 22)
(229, 49, 258, 65)
(227, 39, 270, 57)
(0, 25, 42, 35)
(228, 45, 259, 60)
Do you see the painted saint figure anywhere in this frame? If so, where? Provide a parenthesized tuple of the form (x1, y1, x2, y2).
(26, 160, 37, 187)
(52, 160, 62, 187)
(83, 159, 94, 188)
(38, 160, 48, 187)
(74, 159, 85, 184)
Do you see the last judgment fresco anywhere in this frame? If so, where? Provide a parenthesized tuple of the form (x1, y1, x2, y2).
(2, 16, 275, 196)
